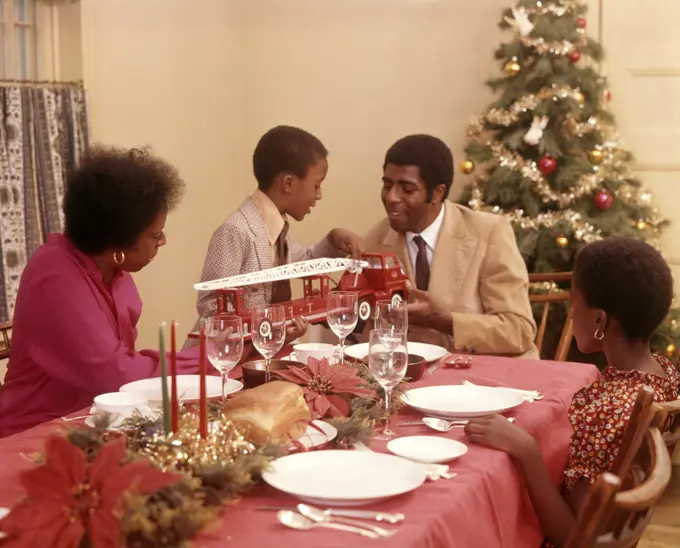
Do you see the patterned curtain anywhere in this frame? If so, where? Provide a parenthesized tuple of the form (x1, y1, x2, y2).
(0, 82, 89, 322)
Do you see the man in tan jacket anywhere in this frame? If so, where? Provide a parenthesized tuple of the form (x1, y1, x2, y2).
(364, 134, 538, 358)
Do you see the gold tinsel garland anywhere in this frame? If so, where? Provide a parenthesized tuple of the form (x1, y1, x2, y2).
(521, 0, 579, 17)
(484, 85, 582, 126)
(467, 112, 666, 231)
(126, 413, 258, 474)
(519, 31, 586, 57)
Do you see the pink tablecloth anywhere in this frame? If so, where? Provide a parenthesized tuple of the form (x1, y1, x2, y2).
(0, 355, 599, 548)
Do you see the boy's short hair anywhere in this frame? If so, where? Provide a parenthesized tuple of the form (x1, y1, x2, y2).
(574, 238, 673, 341)
(253, 126, 328, 190)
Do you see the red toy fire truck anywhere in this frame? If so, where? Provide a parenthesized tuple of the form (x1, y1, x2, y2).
(193, 252, 409, 340)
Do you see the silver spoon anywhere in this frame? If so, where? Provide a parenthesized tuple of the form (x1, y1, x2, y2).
(413, 416, 516, 433)
(277, 510, 379, 538)
(297, 504, 396, 538)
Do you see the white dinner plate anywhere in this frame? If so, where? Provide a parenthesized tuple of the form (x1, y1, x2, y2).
(387, 436, 468, 464)
(262, 450, 426, 506)
(401, 385, 525, 418)
(344, 342, 447, 363)
(0, 507, 8, 538)
(290, 420, 338, 450)
(119, 375, 242, 406)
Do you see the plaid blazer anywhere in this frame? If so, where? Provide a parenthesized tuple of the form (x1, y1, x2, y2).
(183, 198, 339, 348)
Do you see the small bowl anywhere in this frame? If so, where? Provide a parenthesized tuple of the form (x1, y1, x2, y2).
(242, 359, 306, 389)
(406, 354, 427, 382)
(292, 342, 336, 364)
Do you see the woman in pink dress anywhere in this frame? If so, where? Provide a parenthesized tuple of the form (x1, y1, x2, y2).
(0, 146, 199, 437)
(464, 238, 680, 547)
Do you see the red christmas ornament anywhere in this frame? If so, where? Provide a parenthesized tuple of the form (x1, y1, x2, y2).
(603, 89, 612, 103)
(576, 17, 587, 28)
(594, 190, 613, 210)
(567, 50, 582, 63)
(537, 156, 557, 175)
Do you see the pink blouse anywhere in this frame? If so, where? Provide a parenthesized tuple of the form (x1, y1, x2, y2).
(0, 234, 200, 437)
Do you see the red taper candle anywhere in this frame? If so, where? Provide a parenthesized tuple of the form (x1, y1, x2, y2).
(170, 321, 179, 433)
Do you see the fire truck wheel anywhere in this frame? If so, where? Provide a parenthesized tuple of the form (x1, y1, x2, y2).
(358, 300, 371, 322)
(391, 293, 404, 307)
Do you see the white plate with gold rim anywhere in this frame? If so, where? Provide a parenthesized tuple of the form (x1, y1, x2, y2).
(291, 420, 337, 450)
(262, 450, 426, 506)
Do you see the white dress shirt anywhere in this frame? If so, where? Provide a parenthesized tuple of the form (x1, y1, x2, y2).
(405, 204, 445, 272)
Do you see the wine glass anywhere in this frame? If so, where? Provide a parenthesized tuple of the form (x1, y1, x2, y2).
(375, 299, 408, 334)
(251, 304, 286, 383)
(367, 329, 408, 440)
(206, 315, 244, 403)
(327, 291, 358, 364)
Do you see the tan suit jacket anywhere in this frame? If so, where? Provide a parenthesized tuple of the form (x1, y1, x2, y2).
(364, 201, 538, 358)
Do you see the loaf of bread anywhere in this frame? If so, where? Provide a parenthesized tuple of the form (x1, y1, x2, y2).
(222, 380, 311, 445)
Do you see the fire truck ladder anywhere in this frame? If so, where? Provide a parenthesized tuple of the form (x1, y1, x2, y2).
(194, 258, 369, 291)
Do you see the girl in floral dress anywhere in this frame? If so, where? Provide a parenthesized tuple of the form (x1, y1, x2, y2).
(464, 238, 680, 548)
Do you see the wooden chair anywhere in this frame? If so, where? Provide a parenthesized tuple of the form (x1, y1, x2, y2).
(564, 405, 672, 548)
(528, 272, 573, 361)
(659, 399, 680, 455)
(610, 386, 657, 479)
(0, 319, 11, 360)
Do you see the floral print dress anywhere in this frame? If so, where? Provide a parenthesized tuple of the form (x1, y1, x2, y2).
(541, 356, 679, 547)
(563, 355, 680, 492)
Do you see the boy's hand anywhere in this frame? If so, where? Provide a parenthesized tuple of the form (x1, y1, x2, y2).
(286, 316, 309, 343)
(328, 228, 364, 259)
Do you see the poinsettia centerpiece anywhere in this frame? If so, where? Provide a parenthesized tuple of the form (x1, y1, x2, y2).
(275, 357, 377, 419)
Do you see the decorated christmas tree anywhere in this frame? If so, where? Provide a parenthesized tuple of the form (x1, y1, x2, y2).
(458, 0, 680, 360)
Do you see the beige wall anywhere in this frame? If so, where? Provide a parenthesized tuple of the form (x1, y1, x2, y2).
(52, 0, 677, 353)
(79, 0, 249, 348)
(598, 0, 680, 284)
(71, 0, 511, 349)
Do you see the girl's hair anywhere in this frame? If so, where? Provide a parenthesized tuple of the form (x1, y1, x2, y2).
(574, 238, 673, 340)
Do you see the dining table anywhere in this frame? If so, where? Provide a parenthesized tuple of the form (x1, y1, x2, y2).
(0, 354, 599, 548)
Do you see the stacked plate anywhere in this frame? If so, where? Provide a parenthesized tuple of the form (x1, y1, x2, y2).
(262, 450, 427, 506)
(401, 385, 525, 418)
(344, 342, 447, 363)
(119, 375, 243, 407)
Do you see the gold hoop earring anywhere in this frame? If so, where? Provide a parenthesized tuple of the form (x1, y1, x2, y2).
(113, 250, 126, 265)
(594, 327, 604, 341)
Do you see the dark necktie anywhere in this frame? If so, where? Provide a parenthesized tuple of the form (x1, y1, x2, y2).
(413, 235, 430, 291)
(271, 222, 292, 303)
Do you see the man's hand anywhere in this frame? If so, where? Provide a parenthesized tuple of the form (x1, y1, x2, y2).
(286, 316, 309, 343)
(406, 284, 453, 335)
(328, 228, 364, 259)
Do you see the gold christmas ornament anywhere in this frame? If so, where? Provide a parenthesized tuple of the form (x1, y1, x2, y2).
(588, 149, 604, 165)
(460, 159, 475, 174)
(504, 60, 521, 76)
(574, 91, 585, 104)
(556, 235, 569, 248)
(666, 344, 676, 357)
(636, 220, 647, 231)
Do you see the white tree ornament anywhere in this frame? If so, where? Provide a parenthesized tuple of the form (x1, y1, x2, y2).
(505, 6, 535, 37)
(523, 115, 550, 146)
